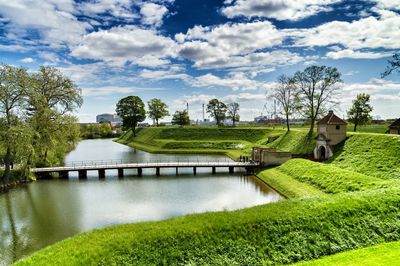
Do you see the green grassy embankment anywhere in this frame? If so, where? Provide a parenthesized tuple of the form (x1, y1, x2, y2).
(16, 188, 400, 265)
(116, 127, 287, 159)
(329, 133, 400, 179)
(294, 241, 400, 266)
(18, 130, 400, 265)
(265, 129, 316, 154)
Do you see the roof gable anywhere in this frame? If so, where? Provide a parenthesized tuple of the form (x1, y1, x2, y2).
(317, 111, 347, 125)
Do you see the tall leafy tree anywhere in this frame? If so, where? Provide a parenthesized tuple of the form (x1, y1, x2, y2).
(116, 96, 146, 137)
(171, 110, 190, 127)
(0, 64, 29, 184)
(227, 102, 240, 127)
(273, 75, 299, 132)
(293, 65, 342, 135)
(382, 53, 400, 77)
(28, 66, 82, 166)
(347, 93, 373, 132)
(207, 99, 227, 127)
(147, 98, 169, 127)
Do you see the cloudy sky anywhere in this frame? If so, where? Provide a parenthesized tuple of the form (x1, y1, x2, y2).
(0, 0, 399, 122)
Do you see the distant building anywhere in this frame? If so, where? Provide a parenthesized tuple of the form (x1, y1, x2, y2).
(254, 115, 283, 126)
(389, 118, 400, 135)
(314, 111, 347, 161)
(96, 113, 121, 127)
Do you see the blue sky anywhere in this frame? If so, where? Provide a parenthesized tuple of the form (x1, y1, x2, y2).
(0, 0, 399, 122)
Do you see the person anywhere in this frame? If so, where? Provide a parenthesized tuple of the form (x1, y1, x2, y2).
(10, 161, 13, 169)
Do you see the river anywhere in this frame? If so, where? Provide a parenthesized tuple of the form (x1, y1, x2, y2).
(0, 138, 283, 265)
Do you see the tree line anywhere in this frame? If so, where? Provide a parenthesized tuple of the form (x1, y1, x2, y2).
(116, 96, 241, 136)
(0, 64, 82, 185)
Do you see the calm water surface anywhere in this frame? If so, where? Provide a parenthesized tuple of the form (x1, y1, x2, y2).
(0, 139, 283, 265)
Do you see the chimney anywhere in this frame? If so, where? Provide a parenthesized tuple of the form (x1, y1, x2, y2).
(328, 110, 334, 115)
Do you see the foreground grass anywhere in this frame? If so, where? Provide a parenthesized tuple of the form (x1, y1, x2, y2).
(294, 241, 400, 266)
(16, 189, 400, 265)
(329, 133, 400, 179)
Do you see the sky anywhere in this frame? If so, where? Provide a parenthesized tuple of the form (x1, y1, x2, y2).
(0, 0, 399, 123)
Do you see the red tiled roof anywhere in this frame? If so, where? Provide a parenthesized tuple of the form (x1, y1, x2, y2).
(317, 111, 347, 125)
(389, 118, 400, 128)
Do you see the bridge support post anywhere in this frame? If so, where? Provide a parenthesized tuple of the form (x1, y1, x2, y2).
(212, 166, 216, 174)
(98, 169, 105, 179)
(137, 168, 142, 177)
(118, 169, 124, 178)
(193, 167, 197, 175)
(78, 170, 87, 179)
(59, 171, 69, 179)
(156, 167, 160, 176)
(246, 167, 254, 175)
(229, 166, 234, 174)
(176, 167, 179, 176)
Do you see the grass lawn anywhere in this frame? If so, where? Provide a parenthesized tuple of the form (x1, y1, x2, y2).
(294, 241, 400, 266)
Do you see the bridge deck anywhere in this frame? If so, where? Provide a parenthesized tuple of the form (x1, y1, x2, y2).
(31, 161, 258, 173)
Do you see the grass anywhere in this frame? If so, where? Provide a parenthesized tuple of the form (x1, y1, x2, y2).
(256, 168, 325, 199)
(347, 123, 391, 134)
(329, 133, 400, 179)
(265, 129, 316, 154)
(277, 159, 391, 194)
(117, 127, 287, 159)
(294, 241, 400, 266)
(15, 189, 400, 265)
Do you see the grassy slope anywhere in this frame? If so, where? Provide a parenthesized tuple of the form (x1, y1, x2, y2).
(16, 189, 400, 266)
(329, 133, 400, 179)
(294, 241, 400, 266)
(277, 159, 390, 194)
(256, 168, 325, 199)
(265, 129, 316, 154)
(117, 127, 286, 159)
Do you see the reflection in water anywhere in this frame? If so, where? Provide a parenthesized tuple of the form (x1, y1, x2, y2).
(0, 139, 283, 264)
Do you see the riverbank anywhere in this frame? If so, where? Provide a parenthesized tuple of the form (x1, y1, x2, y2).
(16, 132, 400, 265)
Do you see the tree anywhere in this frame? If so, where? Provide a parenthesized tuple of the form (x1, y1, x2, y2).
(272, 75, 299, 131)
(227, 102, 240, 127)
(293, 65, 342, 135)
(0, 64, 29, 184)
(171, 110, 190, 127)
(116, 96, 146, 137)
(382, 53, 400, 77)
(147, 98, 169, 127)
(207, 99, 227, 127)
(347, 93, 373, 132)
(28, 66, 82, 166)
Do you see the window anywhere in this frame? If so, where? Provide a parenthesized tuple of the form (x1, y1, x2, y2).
(336, 125, 340, 130)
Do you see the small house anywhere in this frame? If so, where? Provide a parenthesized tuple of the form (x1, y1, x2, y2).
(389, 118, 400, 135)
(314, 111, 347, 161)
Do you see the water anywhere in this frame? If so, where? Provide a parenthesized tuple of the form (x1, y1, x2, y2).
(0, 139, 283, 265)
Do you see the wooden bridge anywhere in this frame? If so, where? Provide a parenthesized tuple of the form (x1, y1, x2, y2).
(31, 160, 259, 179)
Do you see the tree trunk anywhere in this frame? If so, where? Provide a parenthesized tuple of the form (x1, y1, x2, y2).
(232, 117, 236, 127)
(3, 145, 11, 185)
(308, 118, 315, 136)
(286, 113, 290, 132)
(156, 118, 159, 127)
(354, 123, 357, 132)
(133, 125, 136, 137)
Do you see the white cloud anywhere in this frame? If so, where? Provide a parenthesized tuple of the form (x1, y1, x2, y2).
(71, 26, 177, 66)
(222, 93, 266, 103)
(290, 14, 400, 50)
(77, 0, 138, 21)
(0, 0, 91, 47)
(326, 49, 392, 59)
(139, 66, 191, 81)
(373, 0, 400, 11)
(82, 86, 137, 97)
(19, 57, 34, 63)
(191, 72, 272, 91)
(221, 0, 342, 21)
(140, 3, 168, 27)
